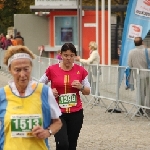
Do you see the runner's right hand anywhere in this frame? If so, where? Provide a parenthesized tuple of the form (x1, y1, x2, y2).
(52, 88, 59, 98)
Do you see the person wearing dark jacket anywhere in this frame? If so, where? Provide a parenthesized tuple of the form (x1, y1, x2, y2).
(14, 32, 24, 45)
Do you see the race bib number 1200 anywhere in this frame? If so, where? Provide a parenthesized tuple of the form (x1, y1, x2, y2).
(11, 114, 42, 138)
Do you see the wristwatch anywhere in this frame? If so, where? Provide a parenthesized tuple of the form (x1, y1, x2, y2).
(80, 85, 84, 91)
(48, 129, 52, 136)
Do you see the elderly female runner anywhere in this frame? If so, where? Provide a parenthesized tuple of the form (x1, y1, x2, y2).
(0, 46, 62, 150)
(39, 43, 91, 150)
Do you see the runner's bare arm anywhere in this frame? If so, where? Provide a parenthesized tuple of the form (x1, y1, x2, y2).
(80, 86, 90, 95)
(32, 118, 62, 139)
(48, 118, 62, 135)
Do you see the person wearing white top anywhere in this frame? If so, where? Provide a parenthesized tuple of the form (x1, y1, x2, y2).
(75, 41, 100, 95)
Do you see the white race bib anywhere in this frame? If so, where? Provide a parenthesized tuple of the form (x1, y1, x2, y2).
(11, 114, 42, 138)
(59, 93, 77, 108)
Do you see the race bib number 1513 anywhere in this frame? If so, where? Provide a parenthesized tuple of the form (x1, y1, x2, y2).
(11, 114, 42, 138)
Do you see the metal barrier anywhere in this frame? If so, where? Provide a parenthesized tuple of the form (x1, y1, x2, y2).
(31, 56, 57, 81)
(0, 49, 12, 79)
(82, 64, 150, 120)
(0, 52, 150, 121)
(0, 49, 8, 73)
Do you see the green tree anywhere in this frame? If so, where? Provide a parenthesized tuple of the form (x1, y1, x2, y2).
(0, 0, 128, 34)
(0, 0, 34, 34)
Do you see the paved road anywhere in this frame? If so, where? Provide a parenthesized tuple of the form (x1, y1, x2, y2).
(1, 71, 150, 150)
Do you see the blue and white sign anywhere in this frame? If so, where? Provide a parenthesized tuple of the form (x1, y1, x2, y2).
(119, 0, 150, 85)
(127, 24, 142, 39)
(135, 0, 150, 18)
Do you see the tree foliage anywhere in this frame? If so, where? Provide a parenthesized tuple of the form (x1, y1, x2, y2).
(0, 0, 34, 34)
(0, 0, 128, 34)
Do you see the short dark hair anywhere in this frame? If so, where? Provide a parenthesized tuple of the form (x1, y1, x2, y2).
(134, 37, 143, 46)
(16, 32, 20, 36)
(61, 43, 77, 56)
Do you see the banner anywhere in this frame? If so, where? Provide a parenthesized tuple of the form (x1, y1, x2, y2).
(119, 0, 150, 84)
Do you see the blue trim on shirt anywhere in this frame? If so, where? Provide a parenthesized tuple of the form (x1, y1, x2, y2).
(41, 85, 51, 149)
(0, 88, 7, 150)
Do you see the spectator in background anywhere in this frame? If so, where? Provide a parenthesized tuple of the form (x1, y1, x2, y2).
(10, 35, 17, 46)
(14, 31, 24, 45)
(75, 41, 100, 95)
(128, 37, 150, 116)
(0, 33, 6, 49)
(56, 50, 62, 61)
(4, 35, 12, 50)
(75, 41, 100, 65)
(0, 34, 2, 48)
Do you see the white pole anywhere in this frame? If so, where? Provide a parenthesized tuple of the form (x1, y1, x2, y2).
(108, 0, 111, 65)
(77, 0, 80, 56)
(96, 0, 98, 46)
(101, 0, 105, 64)
(80, 0, 82, 58)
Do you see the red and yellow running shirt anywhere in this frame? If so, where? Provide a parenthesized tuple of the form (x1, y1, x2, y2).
(45, 64, 88, 113)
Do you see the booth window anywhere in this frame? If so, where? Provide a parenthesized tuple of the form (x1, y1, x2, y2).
(61, 27, 73, 42)
(55, 16, 77, 45)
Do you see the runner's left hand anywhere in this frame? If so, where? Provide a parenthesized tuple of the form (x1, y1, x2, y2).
(71, 80, 82, 90)
(32, 126, 50, 139)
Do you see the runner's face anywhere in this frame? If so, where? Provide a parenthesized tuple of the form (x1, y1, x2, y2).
(61, 50, 75, 67)
(9, 58, 32, 89)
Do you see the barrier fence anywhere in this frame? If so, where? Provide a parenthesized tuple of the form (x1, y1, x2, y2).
(0, 49, 150, 121)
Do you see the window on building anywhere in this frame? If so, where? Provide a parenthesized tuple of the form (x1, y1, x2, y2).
(55, 16, 78, 45)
